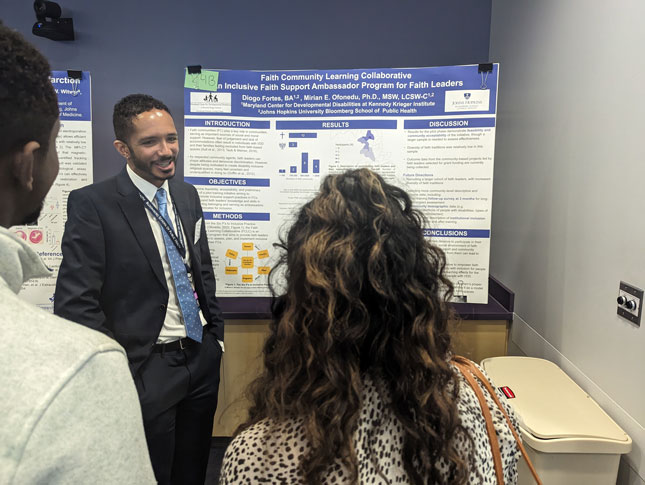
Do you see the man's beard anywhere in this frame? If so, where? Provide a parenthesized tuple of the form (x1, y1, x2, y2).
(21, 201, 44, 226)
(129, 145, 177, 182)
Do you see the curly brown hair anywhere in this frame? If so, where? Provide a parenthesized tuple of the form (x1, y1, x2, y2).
(240, 168, 471, 484)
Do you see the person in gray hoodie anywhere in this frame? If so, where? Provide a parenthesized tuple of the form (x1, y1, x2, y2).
(0, 22, 155, 484)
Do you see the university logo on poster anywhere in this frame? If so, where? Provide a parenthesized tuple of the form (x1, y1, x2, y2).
(445, 89, 490, 112)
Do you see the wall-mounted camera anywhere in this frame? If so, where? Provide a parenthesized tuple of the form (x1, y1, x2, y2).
(32, 1, 74, 41)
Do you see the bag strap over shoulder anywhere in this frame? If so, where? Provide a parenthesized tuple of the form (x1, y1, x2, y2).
(452, 356, 542, 485)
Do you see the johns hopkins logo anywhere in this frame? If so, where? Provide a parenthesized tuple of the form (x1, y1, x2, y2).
(445, 89, 490, 112)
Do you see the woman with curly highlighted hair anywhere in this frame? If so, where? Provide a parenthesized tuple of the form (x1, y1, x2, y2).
(220, 168, 519, 484)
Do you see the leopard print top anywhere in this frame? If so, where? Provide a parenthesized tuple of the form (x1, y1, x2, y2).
(220, 365, 520, 484)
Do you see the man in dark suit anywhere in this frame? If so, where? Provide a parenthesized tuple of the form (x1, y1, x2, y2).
(54, 94, 224, 485)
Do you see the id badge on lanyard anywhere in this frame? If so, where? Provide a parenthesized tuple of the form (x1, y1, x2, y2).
(139, 189, 193, 278)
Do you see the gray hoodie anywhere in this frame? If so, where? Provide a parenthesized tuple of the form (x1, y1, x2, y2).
(0, 226, 155, 484)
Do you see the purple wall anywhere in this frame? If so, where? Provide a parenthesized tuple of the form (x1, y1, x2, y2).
(1, 0, 492, 182)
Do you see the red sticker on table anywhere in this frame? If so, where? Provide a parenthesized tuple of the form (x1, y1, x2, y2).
(499, 386, 515, 399)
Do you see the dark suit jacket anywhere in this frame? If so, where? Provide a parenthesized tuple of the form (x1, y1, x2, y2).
(54, 167, 224, 375)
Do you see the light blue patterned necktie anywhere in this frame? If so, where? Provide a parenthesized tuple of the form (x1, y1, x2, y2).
(154, 188, 202, 342)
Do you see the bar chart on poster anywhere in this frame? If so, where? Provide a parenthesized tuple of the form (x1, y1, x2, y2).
(183, 65, 499, 302)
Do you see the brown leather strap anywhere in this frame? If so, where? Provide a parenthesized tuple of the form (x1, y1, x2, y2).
(456, 358, 542, 485)
(453, 356, 542, 485)
(453, 359, 505, 484)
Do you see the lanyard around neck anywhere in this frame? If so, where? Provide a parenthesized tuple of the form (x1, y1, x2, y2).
(137, 189, 186, 258)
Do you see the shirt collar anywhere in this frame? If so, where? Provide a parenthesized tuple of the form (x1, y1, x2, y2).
(126, 165, 170, 202)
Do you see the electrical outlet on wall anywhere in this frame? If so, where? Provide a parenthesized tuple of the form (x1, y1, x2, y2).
(617, 281, 642, 326)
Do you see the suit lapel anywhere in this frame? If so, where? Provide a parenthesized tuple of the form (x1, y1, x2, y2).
(115, 168, 167, 289)
(169, 180, 196, 258)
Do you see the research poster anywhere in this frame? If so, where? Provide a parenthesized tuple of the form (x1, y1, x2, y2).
(14, 71, 93, 311)
(184, 64, 498, 303)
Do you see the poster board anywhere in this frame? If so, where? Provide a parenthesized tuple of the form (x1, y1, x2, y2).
(15, 71, 93, 311)
(184, 64, 498, 303)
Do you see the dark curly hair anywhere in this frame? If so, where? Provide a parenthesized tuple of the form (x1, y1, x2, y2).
(113, 93, 171, 142)
(240, 168, 472, 484)
(0, 22, 58, 157)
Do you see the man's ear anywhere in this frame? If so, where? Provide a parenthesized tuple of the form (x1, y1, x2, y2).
(113, 139, 131, 160)
(12, 141, 40, 192)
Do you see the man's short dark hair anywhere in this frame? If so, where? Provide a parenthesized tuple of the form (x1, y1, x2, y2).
(0, 23, 59, 157)
(113, 94, 171, 142)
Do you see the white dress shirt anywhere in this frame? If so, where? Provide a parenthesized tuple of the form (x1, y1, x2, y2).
(126, 166, 207, 343)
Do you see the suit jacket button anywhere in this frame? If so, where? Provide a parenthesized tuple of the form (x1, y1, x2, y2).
(159, 304, 166, 311)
